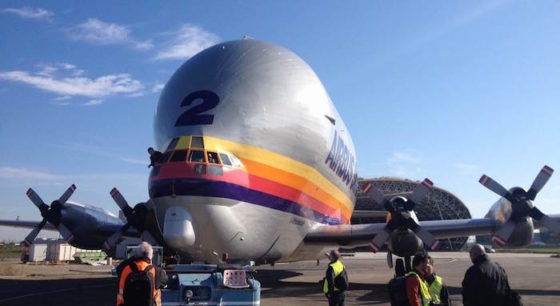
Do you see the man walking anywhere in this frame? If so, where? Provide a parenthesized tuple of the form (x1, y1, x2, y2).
(462, 243, 516, 306)
(323, 250, 347, 306)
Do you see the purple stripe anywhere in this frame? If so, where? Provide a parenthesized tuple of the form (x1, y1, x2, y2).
(149, 179, 341, 225)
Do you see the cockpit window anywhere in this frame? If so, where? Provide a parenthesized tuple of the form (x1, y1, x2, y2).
(167, 137, 179, 151)
(169, 150, 188, 163)
(219, 153, 232, 166)
(208, 165, 223, 176)
(189, 150, 206, 163)
(207, 152, 220, 164)
(230, 155, 242, 168)
(191, 136, 204, 148)
(160, 151, 173, 163)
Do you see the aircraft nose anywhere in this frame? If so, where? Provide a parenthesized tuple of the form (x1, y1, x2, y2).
(163, 206, 196, 248)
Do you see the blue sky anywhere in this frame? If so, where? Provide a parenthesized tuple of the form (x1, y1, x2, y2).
(1, 1, 559, 241)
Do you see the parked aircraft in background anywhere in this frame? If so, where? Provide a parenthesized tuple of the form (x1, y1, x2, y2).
(1, 39, 559, 269)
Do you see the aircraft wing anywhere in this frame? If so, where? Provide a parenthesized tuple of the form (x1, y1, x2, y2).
(0, 219, 57, 230)
(305, 214, 560, 246)
(304, 217, 498, 245)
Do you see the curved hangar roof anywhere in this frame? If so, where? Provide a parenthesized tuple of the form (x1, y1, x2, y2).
(354, 177, 472, 250)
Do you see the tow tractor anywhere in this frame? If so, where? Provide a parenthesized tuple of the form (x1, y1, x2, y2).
(119, 246, 260, 305)
(162, 264, 261, 306)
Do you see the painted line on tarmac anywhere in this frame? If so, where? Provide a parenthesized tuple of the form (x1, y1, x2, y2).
(434, 258, 457, 264)
(0, 283, 113, 303)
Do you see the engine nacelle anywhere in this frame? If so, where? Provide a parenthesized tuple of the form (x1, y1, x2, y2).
(388, 229, 423, 257)
(486, 197, 534, 247)
(60, 202, 124, 249)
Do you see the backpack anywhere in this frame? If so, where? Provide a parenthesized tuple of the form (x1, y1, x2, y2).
(123, 262, 155, 306)
(388, 276, 409, 306)
(334, 268, 349, 291)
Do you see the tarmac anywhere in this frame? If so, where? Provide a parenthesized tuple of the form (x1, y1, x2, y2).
(0, 252, 559, 306)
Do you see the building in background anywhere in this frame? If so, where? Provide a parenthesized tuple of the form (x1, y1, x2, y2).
(353, 178, 471, 251)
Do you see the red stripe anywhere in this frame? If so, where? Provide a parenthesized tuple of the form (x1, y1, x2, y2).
(153, 163, 350, 224)
(543, 165, 554, 176)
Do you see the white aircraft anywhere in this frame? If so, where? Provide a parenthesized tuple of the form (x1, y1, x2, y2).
(2, 39, 560, 267)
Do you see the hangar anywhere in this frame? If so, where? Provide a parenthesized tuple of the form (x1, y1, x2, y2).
(353, 177, 472, 250)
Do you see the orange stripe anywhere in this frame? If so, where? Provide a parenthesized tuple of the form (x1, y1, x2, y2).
(240, 158, 352, 220)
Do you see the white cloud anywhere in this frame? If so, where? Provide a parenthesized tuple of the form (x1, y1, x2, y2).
(387, 151, 423, 178)
(454, 162, 479, 175)
(0, 65, 143, 99)
(152, 83, 164, 93)
(2, 7, 53, 21)
(68, 18, 153, 50)
(389, 152, 421, 164)
(62, 142, 147, 166)
(0, 167, 65, 181)
(155, 24, 219, 60)
(83, 99, 103, 106)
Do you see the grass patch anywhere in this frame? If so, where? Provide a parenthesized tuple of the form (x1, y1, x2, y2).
(496, 247, 560, 254)
(0, 243, 25, 259)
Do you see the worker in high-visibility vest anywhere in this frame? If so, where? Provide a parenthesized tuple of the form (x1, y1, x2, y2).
(116, 242, 166, 306)
(405, 253, 432, 306)
(323, 250, 346, 306)
(426, 254, 452, 306)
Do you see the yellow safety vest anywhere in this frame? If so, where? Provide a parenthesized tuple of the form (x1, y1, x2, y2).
(323, 260, 344, 293)
(405, 271, 432, 306)
(428, 275, 443, 304)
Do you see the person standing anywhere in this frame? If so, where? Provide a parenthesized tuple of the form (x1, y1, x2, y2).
(323, 250, 347, 306)
(425, 255, 452, 306)
(462, 244, 516, 306)
(117, 242, 166, 306)
(405, 253, 432, 306)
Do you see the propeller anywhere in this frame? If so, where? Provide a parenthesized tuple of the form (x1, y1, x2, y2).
(22, 185, 77, 246)
(479, 165, 560, 247)
(102, 188, 153, 251)
(361, 179, 441, 253)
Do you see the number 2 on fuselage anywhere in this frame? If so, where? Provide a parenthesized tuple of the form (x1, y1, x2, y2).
(175, 90, 220, 126)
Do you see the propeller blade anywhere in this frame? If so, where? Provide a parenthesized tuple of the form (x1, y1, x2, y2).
(57, 223, 75, 244)
(415, 227, 441, 251)
(492, 221, 516, 247)
(22, 219, 47, 246)
(407, 218, 440, 250)
(58, 184, 76, 204)
(407, 178, 433, 206)
(527, 165, 554, 200)
(479, 175, 513, 201)
(529, 208, 560, 235)
(26, 188, 46, 209)
(368, 228, 391, 253)
(103, 224, 131, 251)
(538, 215, 560, 236)
(110, 188, 133, 217)
(362, 183, 390, 207)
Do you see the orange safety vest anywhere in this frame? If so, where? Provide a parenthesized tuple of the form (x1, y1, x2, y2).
(117, 259, 161, 306)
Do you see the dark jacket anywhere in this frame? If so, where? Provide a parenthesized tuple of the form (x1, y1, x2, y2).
(149, 151, 163, 167)
(462, 254, 508, 306)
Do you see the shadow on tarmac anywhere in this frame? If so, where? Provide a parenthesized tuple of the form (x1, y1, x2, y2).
(0, 278, 115, 306)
